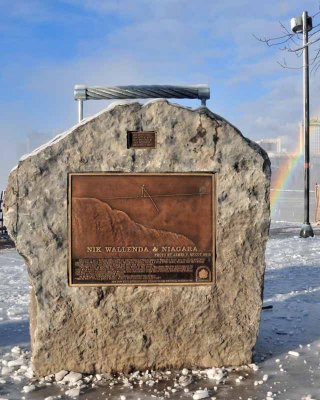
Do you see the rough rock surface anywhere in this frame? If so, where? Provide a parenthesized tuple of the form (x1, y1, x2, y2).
(3, 100, 270, 376)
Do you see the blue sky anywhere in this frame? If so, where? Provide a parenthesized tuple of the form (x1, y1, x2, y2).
(0, 0, 319, 189)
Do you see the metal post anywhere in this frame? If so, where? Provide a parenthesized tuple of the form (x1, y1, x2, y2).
(78, 99, 83, 123)
(300, 11, 314, 238)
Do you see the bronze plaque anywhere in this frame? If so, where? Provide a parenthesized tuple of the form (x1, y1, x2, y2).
(127, 131, 156, 149)
(68, 173, 215, 286)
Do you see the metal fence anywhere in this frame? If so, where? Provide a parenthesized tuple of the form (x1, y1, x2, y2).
(316, 184, 320, 225)
(0, 191, 8, 237)
(271, 188, 318, 223)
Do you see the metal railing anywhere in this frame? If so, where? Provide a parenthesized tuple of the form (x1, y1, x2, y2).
(0, 191, 8, 237)
(74, 84, 210, 122)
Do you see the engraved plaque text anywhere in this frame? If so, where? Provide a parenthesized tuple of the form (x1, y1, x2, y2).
(127, 131, 156, 149)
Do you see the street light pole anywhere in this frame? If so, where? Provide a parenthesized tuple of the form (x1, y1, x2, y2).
(291, 11, 314, 238)
(300, 11, 314, 238)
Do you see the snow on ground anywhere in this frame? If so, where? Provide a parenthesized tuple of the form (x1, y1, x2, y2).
(0, 222, 319, 399)
(0, 250, 29, 323)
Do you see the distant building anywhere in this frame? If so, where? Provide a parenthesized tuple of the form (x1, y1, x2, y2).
(256, 137, 281, 154)
(300, 118, 320, 155)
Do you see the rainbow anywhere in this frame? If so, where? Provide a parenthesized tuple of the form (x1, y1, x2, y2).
(270, 139, 303, 213)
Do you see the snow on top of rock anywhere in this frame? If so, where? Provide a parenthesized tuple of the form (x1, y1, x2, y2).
(65, 387, 80, 397)
(54, 370, 68, 382)
(62, 371, 82, 384)
(11, 99, 197, 172)
(288, 351, 300, 357)
(21, 384, 36, 393)
(193, 389, 209, 399)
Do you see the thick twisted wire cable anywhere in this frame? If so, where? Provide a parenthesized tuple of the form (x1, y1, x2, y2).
(84, 85, 207, 100)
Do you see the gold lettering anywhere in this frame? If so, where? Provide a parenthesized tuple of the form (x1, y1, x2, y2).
(161, 246, 198, 252)
(103, 246, 151, 253)
(86, 246, 101, 253)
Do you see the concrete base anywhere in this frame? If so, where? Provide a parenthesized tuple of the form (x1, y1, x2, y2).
(300, 223, 314, 238)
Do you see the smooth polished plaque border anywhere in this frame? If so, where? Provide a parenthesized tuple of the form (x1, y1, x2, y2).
(68, 173, 216, 286)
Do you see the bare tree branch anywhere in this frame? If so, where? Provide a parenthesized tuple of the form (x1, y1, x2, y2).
(252, 33, 296, 48)
(255, 8, 320, 73)
(311, 48, 320, 74)
(312, 9, 320, 18)
(279, 21, 302, 43)
(288, 36, 320, 52)
(312, 60, 320, 74)
(308, 24, 320, 38)
(277, 60, 303, 70)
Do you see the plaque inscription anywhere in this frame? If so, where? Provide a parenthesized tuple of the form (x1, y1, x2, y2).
(68, 173, 215, 286)
(127, 131, 156, 149)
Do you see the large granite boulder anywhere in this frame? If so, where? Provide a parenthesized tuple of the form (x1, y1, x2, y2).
(4, 100, 270, 376)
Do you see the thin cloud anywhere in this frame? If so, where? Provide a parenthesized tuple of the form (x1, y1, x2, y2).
(0, 0, 319, 189)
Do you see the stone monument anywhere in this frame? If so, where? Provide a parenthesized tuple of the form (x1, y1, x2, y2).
(4, 99, 270, 376)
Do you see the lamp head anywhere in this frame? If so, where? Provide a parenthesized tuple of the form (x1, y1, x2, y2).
(291, 15, 312, 33)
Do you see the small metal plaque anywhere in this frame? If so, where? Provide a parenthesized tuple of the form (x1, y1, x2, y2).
(68, 173, 215, 286)
(127, 131, 156, 149)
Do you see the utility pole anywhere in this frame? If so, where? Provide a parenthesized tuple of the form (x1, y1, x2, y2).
(291, 11, 314, 238)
